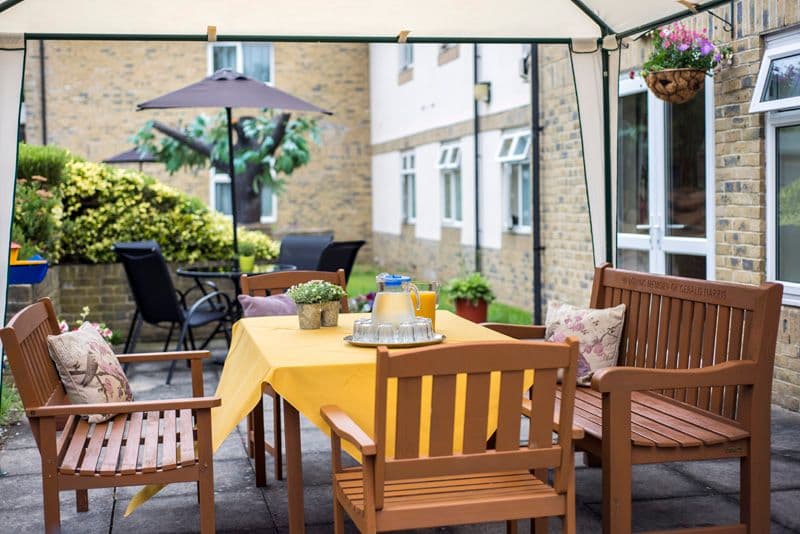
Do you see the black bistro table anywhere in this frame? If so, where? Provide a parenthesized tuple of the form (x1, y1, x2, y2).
(177, 262, 298, 298)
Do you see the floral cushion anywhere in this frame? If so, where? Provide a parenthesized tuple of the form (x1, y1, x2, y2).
(544, 301, 626, 385)
(47, 322, 133, 423)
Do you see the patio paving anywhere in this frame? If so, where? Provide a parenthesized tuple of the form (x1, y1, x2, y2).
(1, 344, 799, 533)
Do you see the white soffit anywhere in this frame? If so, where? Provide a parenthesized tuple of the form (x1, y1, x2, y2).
(581, 0, 727, 35)
(0, 0, 601, 40)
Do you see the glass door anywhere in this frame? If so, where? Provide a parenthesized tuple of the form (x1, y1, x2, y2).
(616, 77, 715, 279)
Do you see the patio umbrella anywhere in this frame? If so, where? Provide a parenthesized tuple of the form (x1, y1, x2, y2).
(103, 147, 157, 171)
(137, 68, 331, 254)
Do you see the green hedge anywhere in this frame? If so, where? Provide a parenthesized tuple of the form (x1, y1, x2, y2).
(16, 143, 71, 187)
(13, 144, 278, 264)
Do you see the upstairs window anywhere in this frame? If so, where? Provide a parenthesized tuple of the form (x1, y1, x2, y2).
(208, 42, 274, 84)
(399, 44, 414, 71)
(401, 152, 416, 223)
(498, 131, 532, 231)
(750, 39, 800, 113)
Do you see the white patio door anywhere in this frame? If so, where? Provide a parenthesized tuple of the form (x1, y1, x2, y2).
(616, 77, 715, 280)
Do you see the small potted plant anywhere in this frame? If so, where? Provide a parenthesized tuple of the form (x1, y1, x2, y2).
(641, 22, 732, 104)
(287, 280, 347, 329)
(445, 273, 495, 323)
(238, 241, 256, 273)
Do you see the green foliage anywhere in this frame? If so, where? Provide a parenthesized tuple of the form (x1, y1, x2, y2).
(444, 273, 496, 305)
(59, 160, 277, 263)
(132, 110, 320, 193)
(780, 177, 800, 227)
(12, 176, 63, 261)
(16, 143, 71, 187)
(287, 280, 347, 304)
(237, 241, 257, 257)
(0, 378, 23, 426)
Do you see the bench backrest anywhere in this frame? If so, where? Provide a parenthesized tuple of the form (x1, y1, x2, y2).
(590, 265, 783, 420)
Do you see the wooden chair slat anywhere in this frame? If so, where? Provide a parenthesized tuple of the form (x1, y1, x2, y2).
(684, 301, 706, 406)
(56, 415, 79, 461)
(528, 368, 557, 449)
(162, 410, 178, 470)
(120, 411, 144, 474)
(626, 291, 643, 367)
(395, 376, 422, 459)
(697, 304, 718, 410)
(571, 389, 665, 446)
(555, 392, 653, 447)
(99, 414, 128, 475)
(632, 392, 749, 441)
(638, 291, 653, 367)
(663, 298, 683, 395)
(723, 308, 745, 419)
(78, 422, 108, 474)
(654, 296, 671, 371)
(619, 290, 633, 366)
(179, 409, 196, 466)
(141, 411, 161, 473)
(462, 372, 491, 454)
(495, 370, 524, 451)
(429, 374, 457, 457)
(709, 305, 731, 414)
(60, 420, 90, 475)
(643, 294, 660, 368)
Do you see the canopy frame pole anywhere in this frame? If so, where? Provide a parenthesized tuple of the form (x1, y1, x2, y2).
(226, 106, 239, 257)
(617, 0, 732, 39)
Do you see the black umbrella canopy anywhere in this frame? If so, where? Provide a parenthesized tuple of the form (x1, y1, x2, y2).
(137, 69, 332, 114)
(103, 147, 157, 164)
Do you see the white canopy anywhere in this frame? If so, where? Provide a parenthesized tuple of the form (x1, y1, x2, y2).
(0, 0, 728, 332)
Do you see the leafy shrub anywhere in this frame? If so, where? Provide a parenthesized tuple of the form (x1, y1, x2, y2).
(16, 143, 71, 187)
(12, 176, 63, 261)
(59, 160, 278, 264)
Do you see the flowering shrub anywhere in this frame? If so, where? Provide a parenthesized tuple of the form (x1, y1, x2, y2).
(59, 306, 122, 346)
(641, 23, 732, 76)
(287, 280, 347, 304)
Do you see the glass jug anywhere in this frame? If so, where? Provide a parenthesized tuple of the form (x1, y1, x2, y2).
(372, 274, 420, 326)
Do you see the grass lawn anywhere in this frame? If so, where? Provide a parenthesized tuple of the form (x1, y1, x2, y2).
(347, 265, 532, 325)
(0, 376, 23, 426)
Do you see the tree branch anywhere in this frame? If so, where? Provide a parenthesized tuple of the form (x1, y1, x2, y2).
(152, 121, 213, 158)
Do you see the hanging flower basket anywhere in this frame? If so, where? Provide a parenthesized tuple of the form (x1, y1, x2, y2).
(640, 22, 732, 105)
(644, 68, 707, 104)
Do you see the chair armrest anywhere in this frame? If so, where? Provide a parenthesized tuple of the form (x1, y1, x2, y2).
(591, 360, 758, 393)
(521, 398, 584, 439)
(27, 396, 221, 418)
(320, 405, 376, 456)
(481, 323, 546, 339)
(117, 350, 211, 363)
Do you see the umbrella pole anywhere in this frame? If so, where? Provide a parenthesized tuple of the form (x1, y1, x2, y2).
(226, 107, 240, 259)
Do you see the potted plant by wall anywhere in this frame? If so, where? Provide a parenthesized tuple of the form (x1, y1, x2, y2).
(641, 22, 732, 104)
(445, 273, 495, 323)
(238, 241, 256, 273)
(287, 280, 346, 329)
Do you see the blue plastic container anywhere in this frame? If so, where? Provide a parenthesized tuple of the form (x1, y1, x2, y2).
(9, 255, 49, 285)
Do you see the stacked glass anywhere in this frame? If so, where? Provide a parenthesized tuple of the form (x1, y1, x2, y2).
(352, 317, 434, 344)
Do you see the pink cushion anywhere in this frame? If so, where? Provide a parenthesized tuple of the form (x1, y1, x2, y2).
(238, 293, 297, 317)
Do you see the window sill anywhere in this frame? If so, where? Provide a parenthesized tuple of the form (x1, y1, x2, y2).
(505, 226, 532, 235)
(402, 218, 416, 225)
(398, 67, 414, 85)
(441, 220, 463, 228)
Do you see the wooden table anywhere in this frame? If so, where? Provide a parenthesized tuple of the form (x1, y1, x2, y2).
(216, 311, 513, 533)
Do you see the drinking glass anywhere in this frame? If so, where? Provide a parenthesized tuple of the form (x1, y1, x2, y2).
(412, 318, 433, 341)
(377, 324, 396, 344)
(397, 322, 415, 343)
(353, 318, 374, 342)
(411, 281, 440, 330)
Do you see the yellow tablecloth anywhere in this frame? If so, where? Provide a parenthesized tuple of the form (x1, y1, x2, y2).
(126, 311, 515, 515)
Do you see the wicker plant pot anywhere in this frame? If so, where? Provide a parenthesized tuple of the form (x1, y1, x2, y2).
(321, 301, 340, 327)
(645, 68, 706, 104)
(297, 303, 322, 329)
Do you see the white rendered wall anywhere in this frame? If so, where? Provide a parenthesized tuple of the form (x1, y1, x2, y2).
(370, 43, 474, 145)
(412, 142, 442, 242)
(476, 44, 531, 116)
(371, 151, 402, 235)
(479, 129, 504, 250)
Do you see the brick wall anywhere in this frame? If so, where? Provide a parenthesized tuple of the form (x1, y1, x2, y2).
(22, 41, 372, 250)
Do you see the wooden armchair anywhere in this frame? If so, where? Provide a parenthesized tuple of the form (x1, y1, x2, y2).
(239, 268, 348, 486)
(485, 264, 784, 534)
(320, 339, 580, 534)
(0, 298, 220, 534)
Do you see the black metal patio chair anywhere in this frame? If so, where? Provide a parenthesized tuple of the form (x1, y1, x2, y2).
(316, 240, 365, 283)
(113, 241, 233, 384)
(276, 232, 333, 270)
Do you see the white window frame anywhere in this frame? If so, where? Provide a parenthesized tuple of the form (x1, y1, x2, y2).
(399, 43, 414, 72)
(437, 143, 462, 226)
(209, 171, 278, 224)
(750, 32, 800, 113)
(207, 42, 275, 85)
(401, 151, 416, 224)
(766, 108, 800, 306)
(498, 130, 532, 233)
(616, 76, 716, 280)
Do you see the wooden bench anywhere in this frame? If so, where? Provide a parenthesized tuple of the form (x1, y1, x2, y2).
(0, 298, 220, 533)
(486, 264, 783, 534)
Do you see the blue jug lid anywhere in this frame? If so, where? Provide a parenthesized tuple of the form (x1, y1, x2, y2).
(377, 273, 411, 286)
